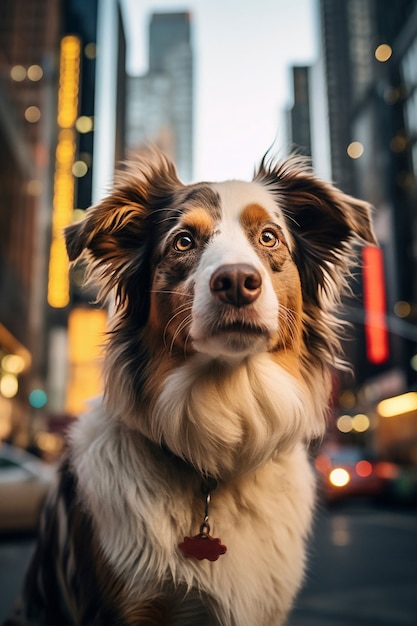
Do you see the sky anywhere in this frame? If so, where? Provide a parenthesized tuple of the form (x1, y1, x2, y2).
(121, 0, 318, 181)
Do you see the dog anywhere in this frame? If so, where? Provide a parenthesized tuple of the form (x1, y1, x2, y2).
(17, 148, 376, 625)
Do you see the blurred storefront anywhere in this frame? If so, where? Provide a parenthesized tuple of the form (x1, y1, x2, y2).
(317, 0, 417, 464)
(0, 0, 61, 447)
(289, 1, 417, 468)
(0, 0, 126, 454)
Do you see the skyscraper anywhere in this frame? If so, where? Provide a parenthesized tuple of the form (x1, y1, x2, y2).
(318, 0, 417, 442)
(287, 66, 312, 157)
(126, 12, 194, 181)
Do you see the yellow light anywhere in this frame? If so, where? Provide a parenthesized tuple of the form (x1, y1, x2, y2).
(352, 413, 370, 433)
(72, 160, 88, 177)
(48, 36, 80, 309)
(1, 354, 25, 374)
(0, 325, 32, 372)
(337, 414, 353, 433)
(375, 44, 392, 62)
(329, 468, 350, 488)
(0, 374, 19, 399)
(75, 115, 94, 133)
(10, 65, 26, 81)
(48, 238, 70, 308)
(67, 308, 107, 363)
(347, 141, 364, 159)
(377, 392, 417, 418)
(66, 308, 107, 416)
(25, 106, 41, 123)
(27, 64, 43, 81)
(57, 36, 81, 129)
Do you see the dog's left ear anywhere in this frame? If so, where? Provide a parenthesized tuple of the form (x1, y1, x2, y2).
(255, 157, 377, 303)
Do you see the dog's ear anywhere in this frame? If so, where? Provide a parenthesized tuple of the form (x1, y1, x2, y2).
(65, 149, 182, 310)
(255, 156, 377, 304)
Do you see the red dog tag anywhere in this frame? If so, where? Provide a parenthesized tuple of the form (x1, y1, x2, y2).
(179, 533, 227, 561)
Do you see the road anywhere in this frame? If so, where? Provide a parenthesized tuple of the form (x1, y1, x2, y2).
(0, 501, 416, 625)
(288, 501, 417, 626)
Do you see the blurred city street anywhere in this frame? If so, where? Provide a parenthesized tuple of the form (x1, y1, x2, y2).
(0, 501, 416, 626)
(1, 0, 417, 624)
(289, 502, 417, 626)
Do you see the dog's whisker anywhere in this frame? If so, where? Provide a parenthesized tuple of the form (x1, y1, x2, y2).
(163, 305, 193, 348)
(169, 314, 193, 354)
(151, 288, 192, 297)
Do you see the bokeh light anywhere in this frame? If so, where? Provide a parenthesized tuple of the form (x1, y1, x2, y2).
(25, 106, 41, 123)
(0, 374, 19, 398)
(337, 414, 353, 433)
(352, 413, 370, 433)
(10, 65, 26, 81)
(75, 115, 94, 133)
(27, 64, 43, 81)
(72, 160, 88, 177)
(375, 43, 392, 62)
(347, 141, 364, 159)
(1, 354, 25, 374)
(29, 388, 48, 409)
(329, 468, 350, 487)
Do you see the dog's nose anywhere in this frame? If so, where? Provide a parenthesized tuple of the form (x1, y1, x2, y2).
(210, 263, 262, 307)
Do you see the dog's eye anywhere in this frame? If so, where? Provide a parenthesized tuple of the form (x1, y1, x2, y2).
(259, 229, 279, 248)
(174, 232, 195, 252)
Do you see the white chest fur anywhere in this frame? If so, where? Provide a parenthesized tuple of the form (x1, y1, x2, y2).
(70, 405, 316, 626)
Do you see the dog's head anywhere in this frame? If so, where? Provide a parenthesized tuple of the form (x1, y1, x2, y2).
(66, 148, 375, 360)
(65, 149, 376, 474)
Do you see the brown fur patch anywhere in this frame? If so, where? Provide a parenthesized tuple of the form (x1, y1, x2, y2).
(240, 203, 273, 228)
(181, 206, 216, 236)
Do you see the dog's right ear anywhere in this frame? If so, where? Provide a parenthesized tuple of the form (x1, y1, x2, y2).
(64, 148, 182, 307)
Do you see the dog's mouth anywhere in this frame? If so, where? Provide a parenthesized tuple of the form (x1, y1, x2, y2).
(191, 318, 271, 358)
(212, 321, 267, 336)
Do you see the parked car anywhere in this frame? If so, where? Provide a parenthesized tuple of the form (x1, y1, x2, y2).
(0, 443, 56, 532)
(315, 444, 399, 504)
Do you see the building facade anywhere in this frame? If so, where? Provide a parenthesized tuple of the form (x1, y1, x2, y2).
(319, 0, 417, 461)
(0, 0, 61, 445)
(0, 0, 127, 451)
(287, 65, 312, 157)
(126, 12, 194, 182)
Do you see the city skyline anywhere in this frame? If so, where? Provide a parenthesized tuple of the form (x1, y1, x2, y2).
(126, 12, 194, 181)
(121, 0, 317, 180)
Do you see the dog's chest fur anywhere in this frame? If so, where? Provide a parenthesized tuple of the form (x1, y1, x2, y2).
(70, 401, 316, 626)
